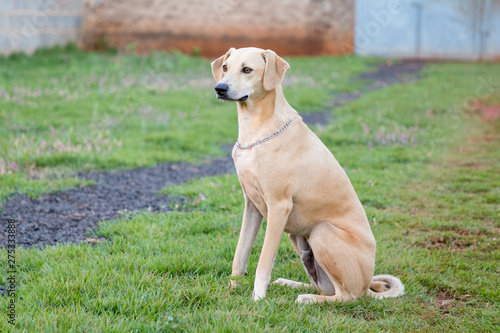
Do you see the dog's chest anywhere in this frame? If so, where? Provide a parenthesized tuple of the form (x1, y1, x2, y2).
(233, 152, 269, 217)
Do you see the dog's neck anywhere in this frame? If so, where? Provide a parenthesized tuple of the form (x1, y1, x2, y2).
(236, 85, 297, 147)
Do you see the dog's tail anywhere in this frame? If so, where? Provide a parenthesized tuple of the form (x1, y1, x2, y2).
(367, 274, 405, 299)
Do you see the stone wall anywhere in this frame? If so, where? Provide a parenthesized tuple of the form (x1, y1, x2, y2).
(81, 0, 354, 56)
(0, 0, 83, 55)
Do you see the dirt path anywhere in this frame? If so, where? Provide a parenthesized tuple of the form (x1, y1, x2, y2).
(0, 61, 424, 248)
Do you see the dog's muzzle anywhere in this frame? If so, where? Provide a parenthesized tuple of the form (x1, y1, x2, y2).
(214, 83, 248, 102)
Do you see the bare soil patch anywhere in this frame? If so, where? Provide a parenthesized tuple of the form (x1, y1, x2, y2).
(469, 99, 500, 122)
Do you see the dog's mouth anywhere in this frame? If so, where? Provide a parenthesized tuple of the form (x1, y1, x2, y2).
(217, 94, 249, 102)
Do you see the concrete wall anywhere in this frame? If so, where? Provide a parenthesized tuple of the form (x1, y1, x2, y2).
(81, 0, 354, 57)
(0, 0, 83, 55)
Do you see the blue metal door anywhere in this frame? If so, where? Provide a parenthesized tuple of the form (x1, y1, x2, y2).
(355, 0, 500, 60)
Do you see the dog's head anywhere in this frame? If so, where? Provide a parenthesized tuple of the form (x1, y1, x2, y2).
(211, 47, 290, 102)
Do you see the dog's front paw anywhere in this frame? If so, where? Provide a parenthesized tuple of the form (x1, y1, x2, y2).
(229, 273, 246, 288)
(296, 294, 318, 304)
(252, 290, 265, 301)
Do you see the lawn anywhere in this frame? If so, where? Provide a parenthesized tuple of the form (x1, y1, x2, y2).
(0, 46, 499, 332)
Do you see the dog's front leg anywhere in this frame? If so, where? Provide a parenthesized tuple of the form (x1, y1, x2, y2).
(231, 196, 263, 286)
(252, 200, 292, 301)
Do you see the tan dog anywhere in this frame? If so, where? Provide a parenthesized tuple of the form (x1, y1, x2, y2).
(211, 47, 404, 303)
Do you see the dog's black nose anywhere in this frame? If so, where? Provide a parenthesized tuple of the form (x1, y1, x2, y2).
(215, 83, 228, 95)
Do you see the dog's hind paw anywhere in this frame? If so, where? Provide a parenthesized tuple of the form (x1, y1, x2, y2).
(296, 294, 319, 304)
(273, 278, 311, 289)
(273, 278, 288, 285)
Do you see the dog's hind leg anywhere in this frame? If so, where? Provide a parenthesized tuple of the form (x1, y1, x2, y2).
(272, 235, 312, 289)
(295, 234, 336, 296)
(295, 222, 376, 303)
(273, 234, 334, 294)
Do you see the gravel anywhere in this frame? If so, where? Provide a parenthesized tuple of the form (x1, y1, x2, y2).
(0, 158, 234, 248)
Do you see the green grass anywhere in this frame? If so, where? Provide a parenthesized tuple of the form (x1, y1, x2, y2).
(0, 47, 499, 331)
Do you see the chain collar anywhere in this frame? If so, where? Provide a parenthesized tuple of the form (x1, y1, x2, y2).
(235, 118, 295, 151)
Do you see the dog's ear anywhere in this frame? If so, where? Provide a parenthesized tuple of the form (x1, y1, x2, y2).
(211, 48, 235, 82)
(262, 49, 290, 91)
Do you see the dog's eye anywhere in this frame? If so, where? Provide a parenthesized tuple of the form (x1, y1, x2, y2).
(222, 65, 227, 72)
(242, 67, 252, 74)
